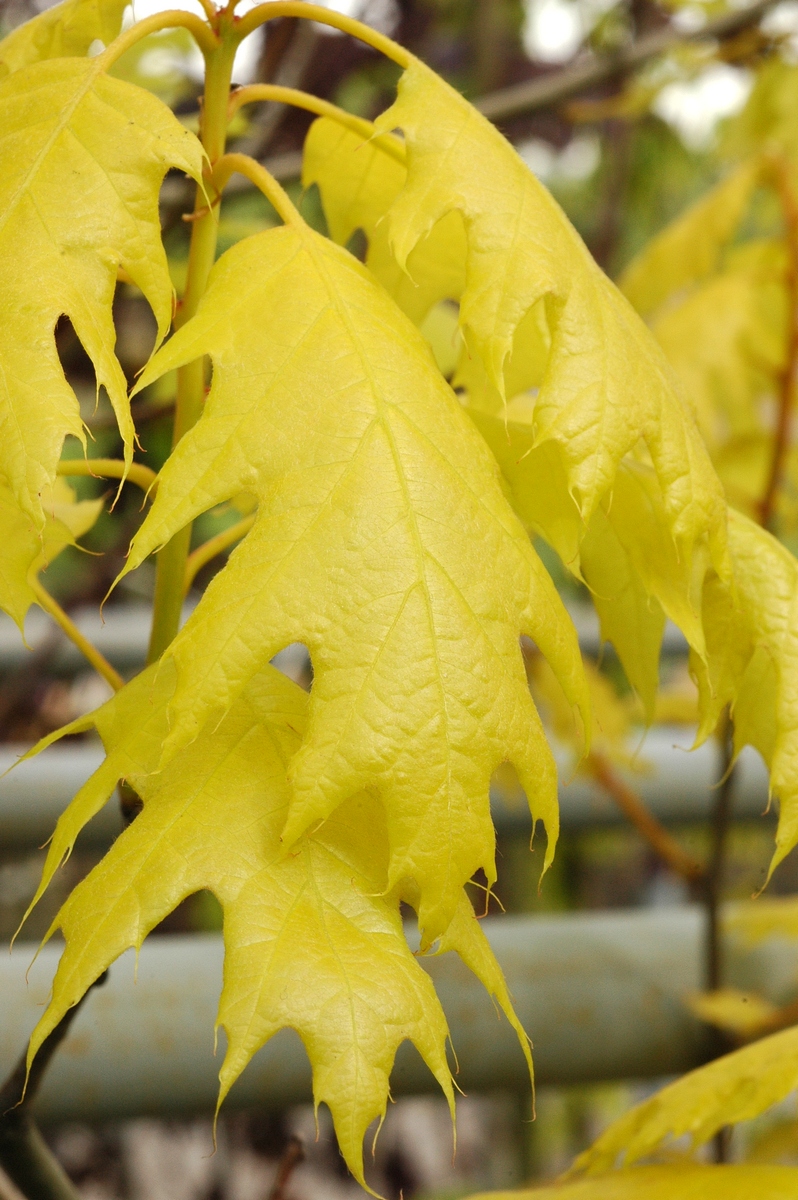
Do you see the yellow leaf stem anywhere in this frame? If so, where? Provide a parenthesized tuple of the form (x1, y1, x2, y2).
(29, 579, 123, 693)
(122, 189, 588, 943)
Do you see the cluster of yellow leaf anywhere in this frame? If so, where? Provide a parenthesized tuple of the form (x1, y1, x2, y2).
(23, 661, 529, 1185)
(5, 1, 798, 1186)
(303, 77, 725, 721)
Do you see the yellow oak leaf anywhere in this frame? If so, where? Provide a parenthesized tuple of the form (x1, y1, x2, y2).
(23, 664, 532, 1184)
(0, 57, 202, 528)
(0, 0, 127, 78)
(618, 159, 762, 319)
(570, 1026, 798, 1175)
(121, 219, 589, 944)
(467, 1164, 798, 1199)
(465, 393, 704, 716)
(725, 57, 798, 162)
(24, 665, 454, 1186)
(372, 59, 728, 572)
(0, 477, 102, 628)
(686, 988, 779, 1039)
(691, 511, 798, 877)
(725, 895, 798, 944)
(302, 116, 467, 324)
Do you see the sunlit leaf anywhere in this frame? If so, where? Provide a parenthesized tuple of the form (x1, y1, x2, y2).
(0, 57, 202, 528)
(121, 219, 589, 943)
(372, 59, 728, 575)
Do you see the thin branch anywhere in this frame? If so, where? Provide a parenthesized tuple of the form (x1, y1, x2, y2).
(475, 0, 780, 122)
(0, 975, 107, 1200)
(760, 158, 798, 531)
(704, 712, 735, 991)
(56, 458, 158, 497)
(29, 579, 124, 692)
(589, 751, 705, 882)
(184, 514, 255, 594)
(268, 1137, 304, 1200)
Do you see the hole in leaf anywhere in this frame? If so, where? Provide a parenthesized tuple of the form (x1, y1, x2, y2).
(271, 643, 313, 691)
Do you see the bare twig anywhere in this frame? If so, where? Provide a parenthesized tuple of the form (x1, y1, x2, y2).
(267, 1136, 304, 1200)
(0, 974, 107, 1200)
(475, 0, 780, 122)
(589, 751, 705, 882)
(705, 714, 736, 993)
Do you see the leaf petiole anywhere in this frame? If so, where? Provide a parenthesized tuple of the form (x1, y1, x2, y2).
(56, 458, 158, 497)
(183, 514, 256, 595)
(28, 579, 124, 692)
(228, 86, 406, 163)
(213, 153, 301, 225)
(98, 10, 220, 67)
(234, 3, 412, 67)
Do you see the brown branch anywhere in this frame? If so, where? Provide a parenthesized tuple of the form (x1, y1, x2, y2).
(760, 158, 798, 531)
(589, 751, 705, 882)
(267, 1136, 304, 1200)
(475, 0, 780, 122)
(0, 974, 107, 1200)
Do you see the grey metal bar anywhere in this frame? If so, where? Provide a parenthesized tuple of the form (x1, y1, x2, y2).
(2, 909, 794, 1123)
(0, 729, 771, 852)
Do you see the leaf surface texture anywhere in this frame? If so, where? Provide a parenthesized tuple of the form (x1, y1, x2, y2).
(0, 57, 201, 527)
(124, 221, 588, 941)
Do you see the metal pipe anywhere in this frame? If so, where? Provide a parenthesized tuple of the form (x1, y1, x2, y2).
(0, 730, 770, 851)
(2, 909, 794, 1124)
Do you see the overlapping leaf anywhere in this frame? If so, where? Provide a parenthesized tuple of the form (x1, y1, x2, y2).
(571, 1025, 798, 1175)
(468, 1165, 798, 1199)
(618, 159, 762, 319)
(0, 476, 102, 627)
(0, 56, 202, 529)
(302, 117, 467, 325)
(465, 395, 704, 715)
(691, 510, 798, 875)
(121, 218, 588, 942)
(25, 664, 531, 1185)
(372, 59, 728, 571)
(0, 0, 127, 78)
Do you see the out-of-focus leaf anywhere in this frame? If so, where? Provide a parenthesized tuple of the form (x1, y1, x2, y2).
(571, 1026, 798, 1174)
(0, 0, 127, 78)
(687, 988, 780, 1038)
(467, 1164, 798, 1198)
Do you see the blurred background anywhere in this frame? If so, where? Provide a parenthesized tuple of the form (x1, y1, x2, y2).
(3, 0, 798, 1194)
